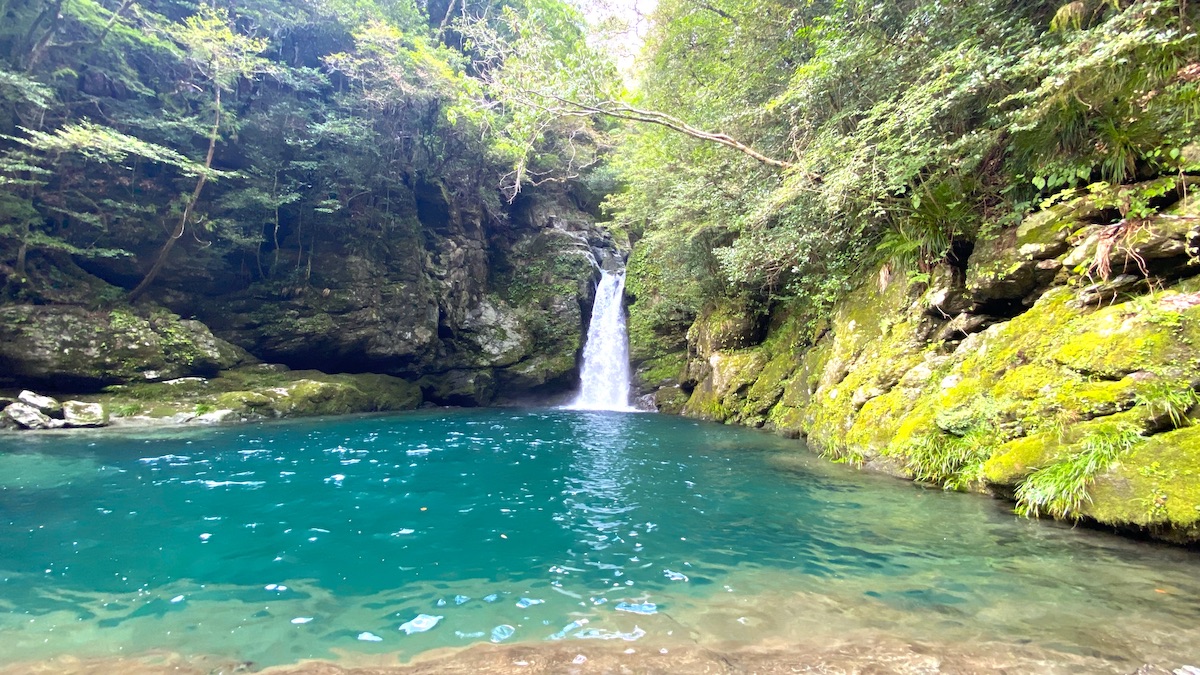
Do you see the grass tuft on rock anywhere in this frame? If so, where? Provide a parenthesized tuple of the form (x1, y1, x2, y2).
(1015, 421, 1144, 518)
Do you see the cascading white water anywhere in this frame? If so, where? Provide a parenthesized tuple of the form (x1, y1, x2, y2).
(567, 270, 634, 411)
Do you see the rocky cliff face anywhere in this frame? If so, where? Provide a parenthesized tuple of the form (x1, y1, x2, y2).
(632, 189, 1200, 543)
(169, 183, 613, 405)
(0, 181, 615, 409)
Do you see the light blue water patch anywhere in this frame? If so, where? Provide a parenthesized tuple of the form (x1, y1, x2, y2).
(0, 408, 1198, 672)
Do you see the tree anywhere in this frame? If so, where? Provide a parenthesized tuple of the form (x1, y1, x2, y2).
(453, 0, 795, 202)
(128, 5, 268, 301)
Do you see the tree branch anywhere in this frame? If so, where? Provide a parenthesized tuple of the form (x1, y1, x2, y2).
(533, 92, 815, 177)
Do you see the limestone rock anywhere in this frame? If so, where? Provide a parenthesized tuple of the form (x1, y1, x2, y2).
(4, 402, 64, 429)
(18, 390, 62, 416)
(62, 401, 108, 427)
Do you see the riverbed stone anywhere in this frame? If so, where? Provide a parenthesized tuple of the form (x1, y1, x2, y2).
(62, 401, 108, 427)
(18, 390, 62, 417)
(4, 402, 64, 429)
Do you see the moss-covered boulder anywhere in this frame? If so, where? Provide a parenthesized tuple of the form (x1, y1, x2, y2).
(1085, 425, 1200, 542)
(0, 305, 251, 391)
(94, 366, 422, 423)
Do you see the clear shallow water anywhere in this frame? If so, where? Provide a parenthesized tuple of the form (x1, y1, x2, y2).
(0, 409, 1198, 672)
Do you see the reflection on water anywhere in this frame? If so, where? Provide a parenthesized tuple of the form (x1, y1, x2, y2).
(0, 409, 1197, 674)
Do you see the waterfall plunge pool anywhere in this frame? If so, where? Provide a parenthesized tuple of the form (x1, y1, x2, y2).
(0, 409, 1197, 674)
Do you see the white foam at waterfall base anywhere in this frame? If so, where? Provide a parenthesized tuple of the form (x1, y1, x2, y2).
(566, 270, 637, 411)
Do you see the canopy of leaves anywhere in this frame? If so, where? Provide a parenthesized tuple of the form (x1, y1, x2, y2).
(0, 0, 607, 292)
(609, 0, 1199, 318)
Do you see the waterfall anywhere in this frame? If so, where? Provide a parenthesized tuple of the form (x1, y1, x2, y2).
(567, 270, 634, 411)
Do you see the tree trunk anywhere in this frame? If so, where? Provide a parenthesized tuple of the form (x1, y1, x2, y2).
(15, 240, 27, 279)
(128, 88, 221, 302)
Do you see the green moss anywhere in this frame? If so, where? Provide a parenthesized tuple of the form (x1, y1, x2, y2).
(664, 202, 1200, 540)
(635, 352, 688, 389)
(687, 297, 763, 357)
(216, 390, 276, 411)
(1085, 426, 1200, 537)
(844, 388, 913, 453)
(1014, 417, 1145, 518)
(985, 433, 1067, 484)
(682, 349, 765, 422)
(95, 366, 422, 421)
(651, 386, 690, 415)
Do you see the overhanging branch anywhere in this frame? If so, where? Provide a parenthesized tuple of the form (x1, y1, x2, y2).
(536, 92, 814, 177)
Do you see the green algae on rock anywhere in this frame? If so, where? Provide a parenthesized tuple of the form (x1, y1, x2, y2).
(89, 365, 423, 425)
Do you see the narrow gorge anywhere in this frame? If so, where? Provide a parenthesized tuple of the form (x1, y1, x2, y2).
(2, 0, 1199, 672)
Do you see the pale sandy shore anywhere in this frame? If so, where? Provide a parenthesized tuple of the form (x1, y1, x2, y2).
(0, 635, 1183, 675)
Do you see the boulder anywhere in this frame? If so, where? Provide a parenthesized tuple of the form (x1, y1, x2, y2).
(966, 204, 1078, 304)
(0, 305, 250, 390)
(4, 402, 64, 429)
(18, 390, 62, 417)
(62, 401, 108, 427)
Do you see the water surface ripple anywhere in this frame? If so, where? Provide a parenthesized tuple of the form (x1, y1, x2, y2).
(0, 409, 1197, 672)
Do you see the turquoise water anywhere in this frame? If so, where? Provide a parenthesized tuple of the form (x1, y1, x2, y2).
(0, 409, 1198, 672)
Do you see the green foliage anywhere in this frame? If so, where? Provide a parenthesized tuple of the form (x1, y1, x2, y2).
(454, 0, 619, 200)
(1134, 379, 1200, 428)
(0, 68, 52, 107)
(1015, 421, 1144, 518)
(5, 121, 208, 175)
(616, 0, 1199, 316)
(0, 0, 612, 294)
(895, 427, 999, 491)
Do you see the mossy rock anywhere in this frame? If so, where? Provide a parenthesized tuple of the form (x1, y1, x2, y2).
(687, 298, 765, 358)
(984, 433, 1070, 485)
(648, 385, 690, 415)
(0, 304, 250, 391)
(633, 351, 688, 393)
(1050, 298, 1200, 379)
(1084, 425, 1200, 540)
(97, 366, 422, 422)
(684, 350, 769, 423)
